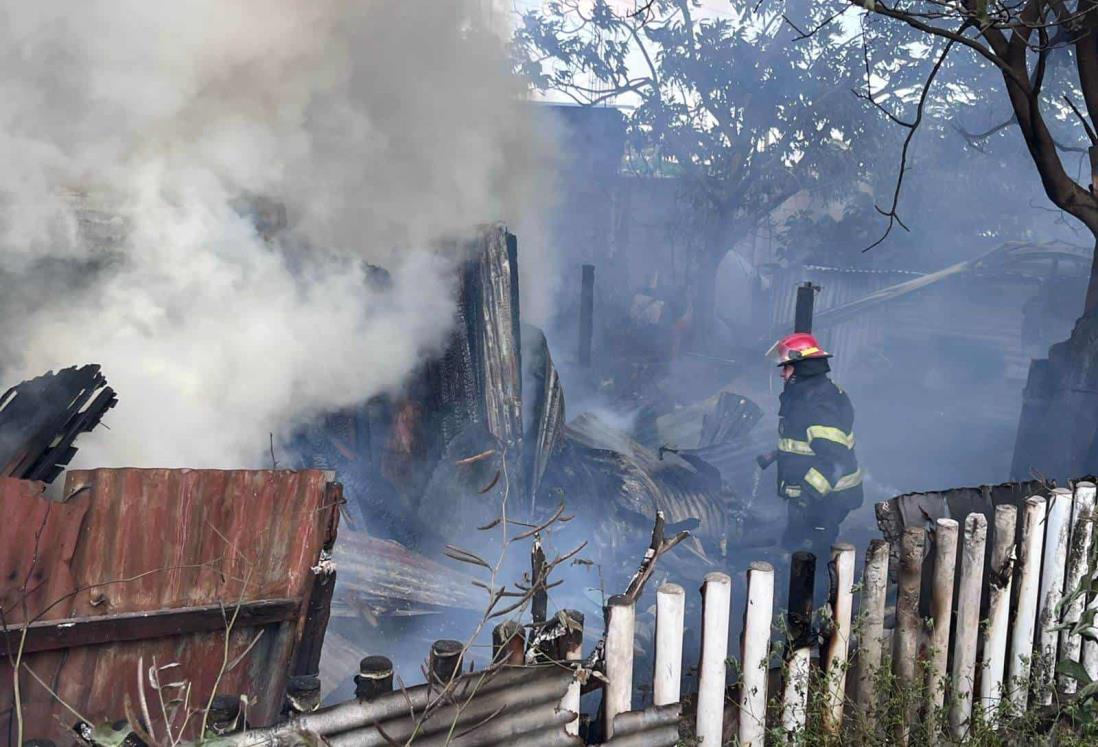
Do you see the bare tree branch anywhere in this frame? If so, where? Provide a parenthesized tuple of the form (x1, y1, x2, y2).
(864, 32, 959, 251)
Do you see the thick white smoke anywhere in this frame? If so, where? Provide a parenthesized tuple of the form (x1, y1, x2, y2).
(0, 1, 555, 467)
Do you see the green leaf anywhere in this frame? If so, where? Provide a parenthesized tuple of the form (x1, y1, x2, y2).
(1077, 678, 1098, 701)
(1057, 658, 1093, 686)
(86, 722, 132, 747)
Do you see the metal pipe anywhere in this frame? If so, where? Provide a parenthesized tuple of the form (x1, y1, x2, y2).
(612, 703, 680, 736)
(1036, 488, 1072, 705)
(739, 561, 774, 747)
(1008, 495, 1047, 713)
(654, 583, 685, 707)
(950, 513, 987, 741)
(855, 540, 888, 732)
(926, 518, 958, 740)
(696, 571, 732, 747)
(1064, 482, 1097, 690)
(980, 504, 1017, 723)
(823, 543, 856, 738)
(604, 594, 636, 739)
(559, 610, 584, 736)
(892, 528, 925, 745)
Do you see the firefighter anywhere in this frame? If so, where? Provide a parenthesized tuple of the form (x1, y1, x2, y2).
(758, 332, 863, 574)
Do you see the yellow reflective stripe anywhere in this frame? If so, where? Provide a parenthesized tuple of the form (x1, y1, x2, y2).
(835, 469, 863, 491)
(804, 468, 863, 495)
(778, 438, 815, 455)
(806, 425, 856, 449)
(782, 483, 802, 498)
(804, 467, 832, 495)
(799, 347, 820, 356)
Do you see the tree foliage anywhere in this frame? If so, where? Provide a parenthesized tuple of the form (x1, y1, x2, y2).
(515, 1, 881, 250)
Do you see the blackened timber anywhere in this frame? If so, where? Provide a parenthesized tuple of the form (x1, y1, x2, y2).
(292, 481, 342, 679)
(355, 656, 395, 700)
(579, 264, 595, 366)
(787, 551, 815, 649)
(0, 364, 117, 484)
(794, 282, 817, 334)
(8, 598, 298, 655)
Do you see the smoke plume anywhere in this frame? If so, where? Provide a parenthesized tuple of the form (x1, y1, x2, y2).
(0, 0, 554, 467)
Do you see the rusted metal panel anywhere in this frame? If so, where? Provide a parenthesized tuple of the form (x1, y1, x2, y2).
(0, 468, 338, 740)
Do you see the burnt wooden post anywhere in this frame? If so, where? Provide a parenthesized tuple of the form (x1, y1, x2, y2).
(492, 620, 526, 665)
(430, 639, 464, 687)
(207, 695, 243, 735)
(287, 481, 341, 714)
(782, 550, 815, 736)
(560, 609, 585, 736)
(794, 282, 818, 333)
(579, 264, 595, 366)
(354, 656, 394, 700)
(531, 536, 548, 625)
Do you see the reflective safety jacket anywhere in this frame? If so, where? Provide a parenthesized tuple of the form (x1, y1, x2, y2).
(777, 373, 863, 507)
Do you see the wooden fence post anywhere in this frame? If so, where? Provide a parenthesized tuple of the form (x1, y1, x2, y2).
(782, 551, 815, 739)
(1008, 495, 1047, 713)
(1036, 488, 1072, 705)
(855, 539, 889, 734)
(654, 583, 685, 706)
(927, 518, 958, 741)
(980, 504, 1017, 723)
(429, 639, 464, 688)
(950, 513, 987, 740)
(739, 562, 774, 747)
(492, 621, 525, 666)
(354, 656, 394, 701)
(893, 527, 925, 745)
(604, 595, 635, 739)
(823, 543, 855, 738)
(560, 610, 584, 736)
(1064, 482, 1097, 691)
(696, 572, 732, 747)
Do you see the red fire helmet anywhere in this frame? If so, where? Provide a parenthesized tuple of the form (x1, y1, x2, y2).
(766, 332, 832, 367)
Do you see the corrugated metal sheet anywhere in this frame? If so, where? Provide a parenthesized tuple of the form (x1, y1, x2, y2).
(224, 665, 582, 746)
(331, 530, 483, 615)
(770, 263, 1043, 391)
(0, 468, 339, 740)
(603, 703, 681, 745)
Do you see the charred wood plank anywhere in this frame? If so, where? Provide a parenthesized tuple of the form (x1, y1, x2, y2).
(6, 598, 298, 655)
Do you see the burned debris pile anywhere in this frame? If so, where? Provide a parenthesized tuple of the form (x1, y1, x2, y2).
(293, 225, 765, 626)
(0, 364, 116, 483)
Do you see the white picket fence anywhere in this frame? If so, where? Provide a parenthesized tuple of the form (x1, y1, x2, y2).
(605, 481, 1098, 744)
